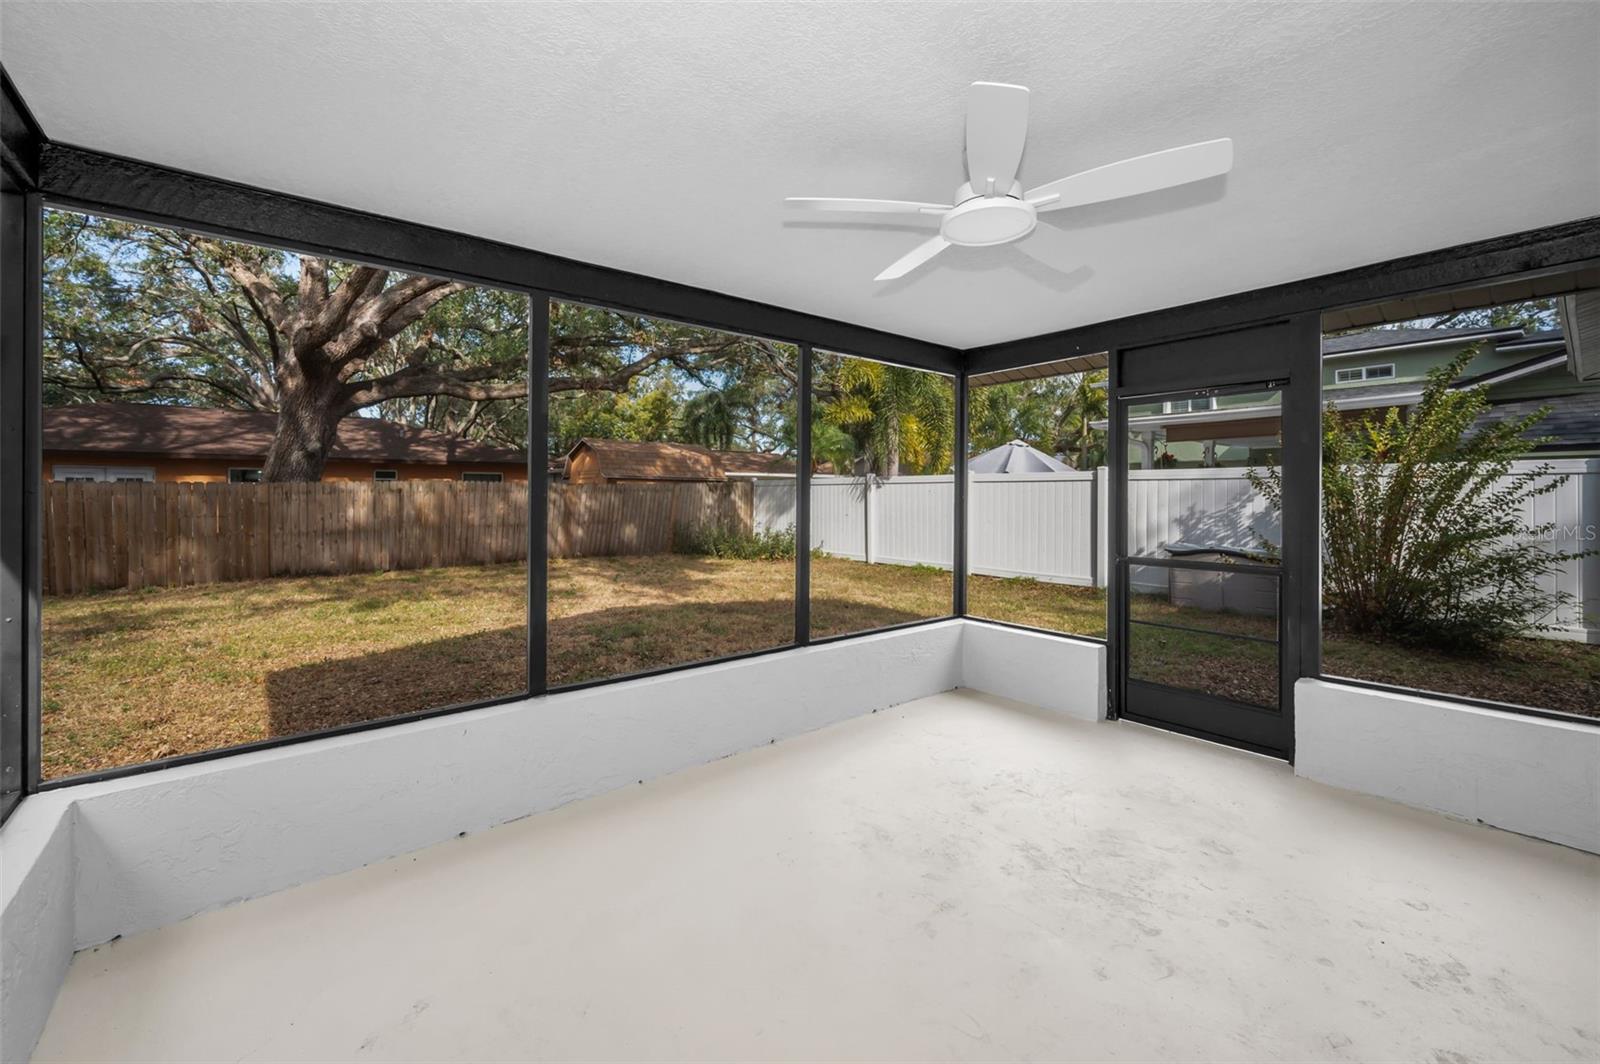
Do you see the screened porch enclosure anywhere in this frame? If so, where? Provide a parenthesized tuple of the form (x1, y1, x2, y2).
(2, 6, 1599, 1062)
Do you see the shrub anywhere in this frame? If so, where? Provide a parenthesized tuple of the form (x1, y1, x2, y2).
(1251, 347, 1591, 652)
(679, 523, 797, 561)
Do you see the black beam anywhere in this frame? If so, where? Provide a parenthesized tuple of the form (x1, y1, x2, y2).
(528, 296, 550, 697)
(1282, 314, 1323, 746)
(38, 142, 961, 376)
(952, 369, 968, 616)
(965, 215, 1600, 375)
(1105, 348, 1126, 721)
(0, 68, 45, 190)
(795, 344, 813, 645)
(0, 183, 28, 823)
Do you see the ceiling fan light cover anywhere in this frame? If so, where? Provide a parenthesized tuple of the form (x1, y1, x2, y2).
(940, 197, 1037, 247)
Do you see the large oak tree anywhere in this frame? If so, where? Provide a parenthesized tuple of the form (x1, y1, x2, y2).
(44, 211, 798, 481)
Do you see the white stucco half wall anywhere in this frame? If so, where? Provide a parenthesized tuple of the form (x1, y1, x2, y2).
(962, 621, 1106, 722)
(1295, 678, 1600, 854)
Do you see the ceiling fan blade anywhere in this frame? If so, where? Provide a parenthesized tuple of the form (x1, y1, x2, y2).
(874, 235, 950, 281)
(1026, 138, 1233, 212)
(965, 82, 1030, 195)
(785, 197, 950, 215)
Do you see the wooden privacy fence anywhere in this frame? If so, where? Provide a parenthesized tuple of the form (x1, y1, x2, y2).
(43, 479, 754, 595)
(547, 480, 752, 558)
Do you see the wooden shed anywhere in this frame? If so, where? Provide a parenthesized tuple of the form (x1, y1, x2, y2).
(562, 438, 795, 484)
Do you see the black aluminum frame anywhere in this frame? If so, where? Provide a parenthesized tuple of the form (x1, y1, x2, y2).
(796, 344, 813, 644)
(961, 365, 1109, 645)
(953, 368, 968, 617)
(3, 63, 1599, 823)
(1110, 321, 1308, 759)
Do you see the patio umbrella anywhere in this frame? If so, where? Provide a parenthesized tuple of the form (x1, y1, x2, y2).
(967, 439, 1073, 474)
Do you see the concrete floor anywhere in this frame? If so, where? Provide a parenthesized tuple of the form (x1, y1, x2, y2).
(33, 690, 1600, 1062)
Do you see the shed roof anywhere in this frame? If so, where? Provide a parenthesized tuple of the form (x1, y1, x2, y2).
(42, 403, 525, 465)
(565, 438, 797, 481)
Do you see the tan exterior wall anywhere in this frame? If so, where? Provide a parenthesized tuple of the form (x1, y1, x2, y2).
(565, 449, 605, 484)
(44, 452, 527, 484)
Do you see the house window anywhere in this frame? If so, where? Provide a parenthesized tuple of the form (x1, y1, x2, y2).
(1162, 396, 1216, 414)
(52, 465, 155, 483)
(1333, 364, 1396, 383)
(461, 471, 502, 483)
(373, 470, 398, 481)
(228, 468, 263, 483)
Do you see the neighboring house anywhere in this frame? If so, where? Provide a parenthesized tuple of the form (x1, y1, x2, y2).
(1118, 323, 1599, 467)
(561, 438, 798, 484)
(43, 403, 528, 483)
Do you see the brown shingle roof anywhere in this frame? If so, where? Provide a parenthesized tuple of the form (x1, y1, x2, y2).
(718, 451, 798, 476)
(566, 438, 723, 481)
(42, 403, 524, 466)
(565, 438, 796, 481)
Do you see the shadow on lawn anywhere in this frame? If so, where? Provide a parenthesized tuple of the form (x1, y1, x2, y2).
(265, 596, 928, 737)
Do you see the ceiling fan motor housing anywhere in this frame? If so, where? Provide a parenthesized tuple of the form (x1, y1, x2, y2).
(941, 180, 1036, 247)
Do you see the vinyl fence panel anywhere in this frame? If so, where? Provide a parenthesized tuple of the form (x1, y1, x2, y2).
(968, 472, 1096, 585)
(872, 475, 954, 569)
(809, 476, 867, 561)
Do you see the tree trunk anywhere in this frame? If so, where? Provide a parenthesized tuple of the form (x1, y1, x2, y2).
(261, 374, 345, 482)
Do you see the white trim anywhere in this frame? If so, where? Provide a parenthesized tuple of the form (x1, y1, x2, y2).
(1333, 363, 1396, 383)
(460, 471, 503, 483)
(51, 465, 156, 483)
(1321, 328, 1524, 361)
(1095, 389, 1423, 432)
(1460, 351, 1568, 388)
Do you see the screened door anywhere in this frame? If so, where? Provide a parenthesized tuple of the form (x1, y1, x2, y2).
(1111, 321, 1314, 758)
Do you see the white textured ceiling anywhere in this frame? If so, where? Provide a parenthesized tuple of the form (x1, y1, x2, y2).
(3, 1, 1598, 349)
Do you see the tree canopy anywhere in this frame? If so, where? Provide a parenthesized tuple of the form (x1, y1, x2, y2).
(44, 209, 961, 480)
(968, 370, 1108, 469)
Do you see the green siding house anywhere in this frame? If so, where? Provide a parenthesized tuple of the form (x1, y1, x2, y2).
(1122, 321, 1598, 468)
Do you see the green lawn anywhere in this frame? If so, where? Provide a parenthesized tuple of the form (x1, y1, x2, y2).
(970, 578, 1598, 717)
(39, 556, 1598, 779)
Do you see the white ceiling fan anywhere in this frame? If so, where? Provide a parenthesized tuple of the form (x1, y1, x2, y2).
(786, 82, 1233, 281)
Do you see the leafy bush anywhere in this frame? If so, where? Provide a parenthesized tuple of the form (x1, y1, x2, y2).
(679, 523, 797, 561)
(1251, 347, 1591, 652)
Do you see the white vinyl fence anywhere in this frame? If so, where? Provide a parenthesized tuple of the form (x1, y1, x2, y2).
(747, 458, 1600, 642)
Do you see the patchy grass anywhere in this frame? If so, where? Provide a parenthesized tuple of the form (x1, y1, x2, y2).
(42, 565, 530, 779)
(1322, 630, 1600, 717)
(958, 577, 1598, 716)
(41, 555, 948, 778)
(969, 575, 1107, 638)
(40, 556, 1598, 779)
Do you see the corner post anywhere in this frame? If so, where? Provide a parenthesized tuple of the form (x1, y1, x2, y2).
(953, 367, 969, 616)
(527, 296, 550, 697)
(795, 343, 812, 645)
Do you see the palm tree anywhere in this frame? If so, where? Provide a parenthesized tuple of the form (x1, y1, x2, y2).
(679, 388, 744, 450)
(809, 419, 859, 475)
(1055, 370, 1108, 470)
(821, 357, 954, 476)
